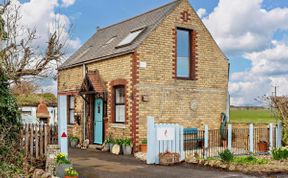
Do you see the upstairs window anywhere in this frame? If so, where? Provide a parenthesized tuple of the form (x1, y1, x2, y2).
(177, 29, 190, 78)
(114, 86, 125, 123)
(117, 28, 144, 47)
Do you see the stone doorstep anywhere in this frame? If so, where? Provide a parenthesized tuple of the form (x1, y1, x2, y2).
(88, 144, 103, 150)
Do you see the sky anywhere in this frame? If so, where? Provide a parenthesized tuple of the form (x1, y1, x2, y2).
(14, 0, 288, 106)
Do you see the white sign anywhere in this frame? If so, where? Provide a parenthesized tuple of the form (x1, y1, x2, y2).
(139, 61, 147, 69)
(157, 127, 175, 140)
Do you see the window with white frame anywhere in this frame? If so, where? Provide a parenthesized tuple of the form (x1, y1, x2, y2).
(68, 96, 75, 124)
(114, 86, 125, 123)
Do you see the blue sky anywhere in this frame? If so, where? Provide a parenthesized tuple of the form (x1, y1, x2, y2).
(16, 0, 288, 106)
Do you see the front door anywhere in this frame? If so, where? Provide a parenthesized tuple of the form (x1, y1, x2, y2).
(94, 98, 103, 144)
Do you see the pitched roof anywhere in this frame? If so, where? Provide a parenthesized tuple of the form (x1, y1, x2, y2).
(59, 0, 180, 70)
(80, 70, 107, 94)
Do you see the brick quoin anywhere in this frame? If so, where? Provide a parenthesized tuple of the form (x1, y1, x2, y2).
(130, 52, 140, 151)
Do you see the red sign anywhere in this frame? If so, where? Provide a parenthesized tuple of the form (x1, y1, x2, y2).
(61, 132, 67, 138)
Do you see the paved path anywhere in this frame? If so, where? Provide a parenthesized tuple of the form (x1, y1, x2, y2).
(69, 148, 262, 178)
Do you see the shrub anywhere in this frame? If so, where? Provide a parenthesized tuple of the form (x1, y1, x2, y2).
(55, 153, 71, 165)
(65, 167, 78, 176)
(122, 138, 132, 146)
(219, 149, 234, 163)
(142, 139, 147, 144)
(68, 136, 79, 142)
(272, 147, 288, 160)
(233, 156, 268, 165)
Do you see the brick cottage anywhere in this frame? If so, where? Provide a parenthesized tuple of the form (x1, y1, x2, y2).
(57, 0, 229, 150)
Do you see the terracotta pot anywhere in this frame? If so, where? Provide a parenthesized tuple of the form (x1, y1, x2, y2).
(64, 176, 78, 178)
(258, 141, 268, 152)
(140, 144, 147, 153)
(222, 140, 228, 148)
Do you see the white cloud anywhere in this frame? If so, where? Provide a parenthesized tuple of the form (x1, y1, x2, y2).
(7, 0, 80, 94)
(61, 0, 76, 8)
(197, 8, 206, 18)
(230, 42, 288, 106)
(202, 0, 288, 54)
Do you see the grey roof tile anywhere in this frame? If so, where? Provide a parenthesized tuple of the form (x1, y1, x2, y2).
(59, 0, 180, 69)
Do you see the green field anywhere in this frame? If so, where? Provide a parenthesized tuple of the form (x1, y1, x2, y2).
(230, 109, 277, 124)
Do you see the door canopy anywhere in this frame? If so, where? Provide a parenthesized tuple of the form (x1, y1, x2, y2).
(80, 70, 107, 98)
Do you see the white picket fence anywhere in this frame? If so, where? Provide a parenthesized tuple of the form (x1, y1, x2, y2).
(147, 116, 185, 164)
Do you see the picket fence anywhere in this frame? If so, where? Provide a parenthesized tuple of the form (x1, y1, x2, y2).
(20, 124, 58, 160)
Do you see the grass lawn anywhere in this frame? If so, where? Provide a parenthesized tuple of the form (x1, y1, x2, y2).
(230, 109, 277, 123)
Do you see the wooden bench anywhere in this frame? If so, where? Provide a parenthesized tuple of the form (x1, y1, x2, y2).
(184, 128, 204, 150)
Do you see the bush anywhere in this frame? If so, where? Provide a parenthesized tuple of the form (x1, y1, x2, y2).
(272, 147, 288, 160)
(233, 156, 268, 165)
(219, 149, 234, 163)
(122, 138, 132, 146)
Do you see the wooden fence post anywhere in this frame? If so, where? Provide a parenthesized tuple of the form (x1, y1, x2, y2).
(35, 124, 39, 159)
(249, 123, 254, 153)
(204, 125, 209, 159)
(30, 124, 34, 159)
(228, 124, 232, 151)
(44, 124, 48, 155)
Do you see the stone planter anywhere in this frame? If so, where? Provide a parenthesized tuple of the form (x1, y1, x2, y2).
(122, 145, 132, 155)
(140, 144, 147, 153)
(70, 140, 78, 148)
(55, 164, 72, 178)
(109, 143, 114, 152)
(159, 152, 180, 165)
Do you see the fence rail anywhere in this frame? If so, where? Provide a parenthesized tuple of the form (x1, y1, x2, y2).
(184, 123, 282, 159)
(20, 124, 58, 160)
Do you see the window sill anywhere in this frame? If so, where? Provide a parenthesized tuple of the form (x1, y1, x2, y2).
(111, 123, 126, 129)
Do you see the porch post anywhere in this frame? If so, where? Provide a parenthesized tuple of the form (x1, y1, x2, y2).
(58, 95, 68, 155)
(147, 116, 155, 164)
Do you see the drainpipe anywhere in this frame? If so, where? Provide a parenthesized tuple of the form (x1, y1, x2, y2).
(83, 64, 87, 141)
(226, 62, 230, 122)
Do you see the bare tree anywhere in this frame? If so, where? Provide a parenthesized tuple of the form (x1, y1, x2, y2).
(1, 0, 69, 84)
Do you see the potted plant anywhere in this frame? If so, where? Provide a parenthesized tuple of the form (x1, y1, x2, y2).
(69, 136, 79, 148)
(122, 138, 133, 155)
(55, 153, 72, 178)
(140, 139, 147, 153)
(258, 140, 269, 152)
(64, 167, 79, 178)
(106, 134, 114, 152)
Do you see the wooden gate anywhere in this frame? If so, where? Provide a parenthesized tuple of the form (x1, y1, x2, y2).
(147, 116, 184, 164)
(20, 124, 58, 160)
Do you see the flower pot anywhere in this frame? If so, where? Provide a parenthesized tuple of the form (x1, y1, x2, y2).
(140, 144, 147, 153)
(56, 164, 72, 178)
(258, 141, 268, 152)
(122, 145, 132, 155)
(70, 140, 78, 148)
(103, 143, 110, 152)
(222, 140, 228, 148)
(109, 143, 114, 152)
(64, 176, 78, 178)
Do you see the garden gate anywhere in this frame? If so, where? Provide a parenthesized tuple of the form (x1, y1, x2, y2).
(146, 116, 185, 164)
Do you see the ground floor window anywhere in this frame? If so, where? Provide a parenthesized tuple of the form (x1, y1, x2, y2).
(68, 95, 75, 124)
(114, 86, 125, 123)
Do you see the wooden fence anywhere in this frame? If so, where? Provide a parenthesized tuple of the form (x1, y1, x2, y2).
(20, 124, 58, 160)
